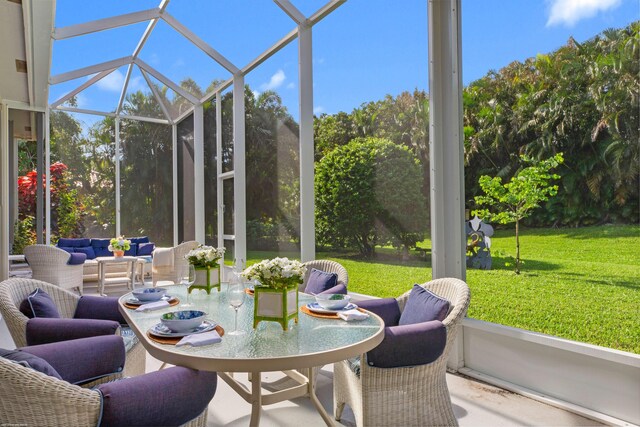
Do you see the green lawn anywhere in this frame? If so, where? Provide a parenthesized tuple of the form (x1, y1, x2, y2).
(247, 224, 640, 354)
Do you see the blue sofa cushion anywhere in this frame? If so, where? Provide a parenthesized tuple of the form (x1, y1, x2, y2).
(19, 288, 61, 319)
(124, 243, 138, 257)
(57, 238, 91, 247)
(129, 236, 149, 245)
(58, 246, 74, 254)
(399, 285, 450, 326)
(91, 238, 110, 248)
(73, 246, 95, 260)
(137, 242, 155, 256)
(0, 348, 62, 380)
(305, 268, 338, 295)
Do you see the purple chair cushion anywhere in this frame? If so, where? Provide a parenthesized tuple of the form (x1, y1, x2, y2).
(366, 320, 447, 368)
(20, 335, 125, 385)
(68, 252, 87, 265)
(398, 285, 450, 326)
(19, 288, 61, 319)
(137, 242, 155, 256)
(357, 298, 402, 326)
(0, 347, 62, 380)
(58, 238, 91, 247)
(26, 318, 120, 346)
(318, 283, 347, 295)
(74, 296, 127, 325)
(98, 367, 218, 427)
(73, 246, 95, 260)
(305, 268, 339, 295)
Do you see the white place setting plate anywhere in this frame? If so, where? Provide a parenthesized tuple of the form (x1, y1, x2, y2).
(126, 295, 175, 305)
(306, 302, 358, 314)
(148, 320, 217, 338)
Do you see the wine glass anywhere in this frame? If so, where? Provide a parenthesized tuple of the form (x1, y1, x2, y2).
(227, 271, 246, 335)
(179, 264, 196, 307)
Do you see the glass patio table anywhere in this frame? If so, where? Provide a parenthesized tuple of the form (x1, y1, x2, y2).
(118, 284, 384, 426)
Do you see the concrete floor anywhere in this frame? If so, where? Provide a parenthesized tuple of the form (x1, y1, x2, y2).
(0, 279, 603, 427)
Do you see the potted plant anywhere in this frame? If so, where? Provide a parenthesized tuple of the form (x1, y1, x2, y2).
(242, 257, 306, 331)
(185, 245, 225, 294)
(108, 236, 131, 258)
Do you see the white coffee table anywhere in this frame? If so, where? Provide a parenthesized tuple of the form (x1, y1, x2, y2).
(96, 256, 138, 295)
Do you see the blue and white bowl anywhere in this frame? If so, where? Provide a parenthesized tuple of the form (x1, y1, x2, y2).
(315, 294, 351, 310)
(132, 287, 167, 302)
(160, 310, 207, 333)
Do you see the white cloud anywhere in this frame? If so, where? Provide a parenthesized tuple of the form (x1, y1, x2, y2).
(95, 70, 125, 92)
(546, 0, 622, 27)
(286, 82, 295, 90)
(260, 69, 286, 91)
(313, 106, 324, 115)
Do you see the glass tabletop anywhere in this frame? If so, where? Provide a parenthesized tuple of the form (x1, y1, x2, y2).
(119, 284, 384, 372)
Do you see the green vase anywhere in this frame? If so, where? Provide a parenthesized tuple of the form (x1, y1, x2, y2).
(189, 265, 221, 294)
(253, 285, 299, 331)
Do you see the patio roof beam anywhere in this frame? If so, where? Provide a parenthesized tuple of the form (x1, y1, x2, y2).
(134, 58, 199, 104)
(118, 114, 170, 125)
(274, 0, 307, 24)
(161, 12, 239, 75)
(53, 106, 170, 125)
(53, 9, 160, 40)
(132, 0, 171, 59)
(50, 68, 117, 108)
(140, 67, 174, 124)
(50, 56, 133, 85)
(308, 0, 347, 24)
(116, 64, 133, 115)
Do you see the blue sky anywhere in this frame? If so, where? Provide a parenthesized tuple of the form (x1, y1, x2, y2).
(50, 0, 638, 123)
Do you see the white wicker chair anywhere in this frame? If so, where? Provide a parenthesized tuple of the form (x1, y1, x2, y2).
(301, 260, 349, 293)
(0, 278, 146, 378)
(24, 245, 84, 295)
(334, 277, 471, 427)
(0, 356, 209, 427)
(152, 241, 199, 287)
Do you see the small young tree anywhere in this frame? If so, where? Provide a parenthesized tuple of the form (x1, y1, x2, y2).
(473, 153, 563, 273)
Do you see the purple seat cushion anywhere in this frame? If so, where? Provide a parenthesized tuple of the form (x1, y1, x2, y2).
(67, 252, 87, 265)
(74, 296, 127, 325)
(357, 298, 402, 326)
(137, 242, 155, 256)
(26, 318, 120, 346)
(398, 285, 450, 326)
(21, 335, 125, 385)
(0, 347, 62, 380)
(98, 367, 218, 427)
(318, 283, 347, 295)
(366, 320, 447, 368)
(58, 237, 91, 247)
(73, 246, 95, 260)
(305, 268, 339, 295)
(19, 288, 61, 319)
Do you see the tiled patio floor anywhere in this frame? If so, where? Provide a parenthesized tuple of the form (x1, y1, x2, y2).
(0, 279, 602, 427)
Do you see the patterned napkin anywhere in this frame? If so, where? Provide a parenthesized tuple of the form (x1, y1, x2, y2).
(338, 309, 369, 322)
(175, 330, 222, 347)
(135, 300, 170, 312)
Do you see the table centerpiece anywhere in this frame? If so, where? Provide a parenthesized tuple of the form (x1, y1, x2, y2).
(242, 257, 306, 331)
(108, 236, 130, 258)
(185, 245, 225, 294)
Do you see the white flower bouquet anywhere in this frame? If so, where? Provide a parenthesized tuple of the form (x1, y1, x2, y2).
(185, 245, 225, 268)
(108, 236, 131, 252)
(241, 257, 307, 290)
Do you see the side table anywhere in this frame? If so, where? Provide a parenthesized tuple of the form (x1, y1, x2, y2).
(96, 256, 138, 296)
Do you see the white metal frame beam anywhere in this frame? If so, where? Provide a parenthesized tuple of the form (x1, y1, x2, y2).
(135, 58, 199, 105)
(0, 103, 9, 280)
(140, 68, 174, 123)
(193, 104, 205, 243)
(52, 8, 160, 40)
(232, 74, 246, 268)
(50, 56, 133, 85)
(50, 68, 117, 108)
(274, 0, 307, 24)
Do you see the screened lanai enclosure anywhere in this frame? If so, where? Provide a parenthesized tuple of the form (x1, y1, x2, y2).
(1, 1, 638, 426)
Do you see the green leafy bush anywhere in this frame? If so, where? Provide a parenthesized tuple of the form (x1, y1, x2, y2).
(12, 216, 36, 254)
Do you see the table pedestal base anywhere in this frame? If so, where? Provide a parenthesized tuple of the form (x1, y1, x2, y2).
(218, 368, 334, 427)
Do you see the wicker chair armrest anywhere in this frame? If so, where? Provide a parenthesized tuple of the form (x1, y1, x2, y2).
(318, 283, 347, 295)
(365, 320, 446, 369)
(97, 367, 217, 426)
(26, 317, 120, 346)
(20, 335, 125, 385)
